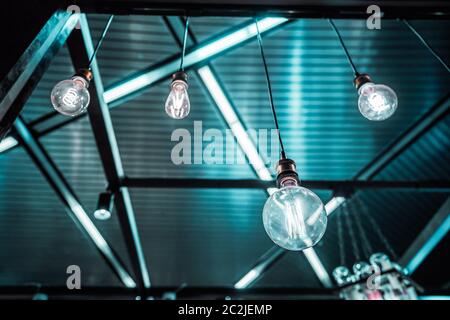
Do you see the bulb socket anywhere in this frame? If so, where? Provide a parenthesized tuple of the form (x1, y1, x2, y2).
(353, 74, 372, 91)
(75, 69, 93, 83)
(276, 158, 300, 188)
(172, 71, 188, 85)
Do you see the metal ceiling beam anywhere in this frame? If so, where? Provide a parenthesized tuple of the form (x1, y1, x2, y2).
(12, 117, 136, 288)
(122, 177, 450, 192)
(400, 197, 450, 274)
(355, 93, 450, 181)
(66, 0, 450, 19)
(66, 15, 151, 290)
(235, 93, 450, 288)
(0, 11, 77, 141)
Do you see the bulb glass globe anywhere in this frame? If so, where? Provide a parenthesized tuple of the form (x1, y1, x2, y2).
(165, 80, 190, 119)
(262, 185, 327, 251)
(51, 76, 90, 116)
(358, 82, 397, 121)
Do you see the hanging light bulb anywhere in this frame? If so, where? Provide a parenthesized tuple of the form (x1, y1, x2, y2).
(262, 159, 327, 251)
(165, 71, 190, 119)
(51, 69, 92, 117)
(50, 15, 114, 117)
(165, 17, 190, 119)
(354, 74, 398, 121)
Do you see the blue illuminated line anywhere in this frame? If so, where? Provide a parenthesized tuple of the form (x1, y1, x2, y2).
(406, 213, 450, 274)
(103, 18, 287, 104)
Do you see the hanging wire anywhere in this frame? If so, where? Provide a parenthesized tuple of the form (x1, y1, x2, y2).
(254, 18, 287, 159)
(336, 209, 347, 267)
(179, 16, 190, 71)
(328, 19, 360, 76)
(402, 20, 450, 73)
(356, 196, 398, 260)
(88, 15, 114, 68)
(350, 196, 373, 259)
(343, 202, 361, 262)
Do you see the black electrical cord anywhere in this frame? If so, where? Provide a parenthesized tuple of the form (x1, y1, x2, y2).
(328, 19, 360, 77)
(88, 15, 114, 68)
(179, 16, 190, 71)
(254, 18, 287, 159)
(402, 19, 450, 73)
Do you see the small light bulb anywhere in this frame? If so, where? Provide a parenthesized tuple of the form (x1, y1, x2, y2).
(94, 192, 114, 221)
(354, 74, 398, 121)
(262, 159, 327, 251)
(51, 70, 92, 117)
(165, 71, 190, 119)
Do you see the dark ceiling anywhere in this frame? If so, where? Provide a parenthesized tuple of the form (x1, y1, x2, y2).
(0, 3, 449, 294)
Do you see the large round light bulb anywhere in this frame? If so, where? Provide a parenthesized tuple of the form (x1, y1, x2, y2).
(165, 72, 190, 119)
(51, 75, 90, 117)
(262, 183, 327, 251)
(358, 82, 398, 121)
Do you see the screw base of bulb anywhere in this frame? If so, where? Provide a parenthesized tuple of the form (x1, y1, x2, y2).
(276, 158, 300, 188)
(74, 69, 93, 83)
(353, 74, 372, 91)
(172, 71, 188, 84)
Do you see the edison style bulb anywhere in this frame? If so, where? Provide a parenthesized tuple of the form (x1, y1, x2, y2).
(370, 252, 393, 272)
(51, 75, 90, 116)
(262, 182, 327, 251)
(358, 82, 398, 121)
(165, 72, 190, 119)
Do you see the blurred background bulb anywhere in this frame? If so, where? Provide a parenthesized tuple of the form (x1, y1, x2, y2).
(353, 261, 372, 280)
(333, 266, 352, 286)
(358, 82, 398, 121)
(262, 181, 327, 251)
(51, 74, 90, 117)
(370, 252, 393, 272)
(165, 73, 190, 119)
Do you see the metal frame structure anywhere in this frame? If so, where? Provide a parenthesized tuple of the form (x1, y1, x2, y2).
(0, 3, 449, 294)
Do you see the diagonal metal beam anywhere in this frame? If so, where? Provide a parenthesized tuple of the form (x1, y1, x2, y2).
(122, 177, 450, 192)
(66, 15, 151, 290)
(0, 11, 77, 141)
(12, 117, 136, 288)
(400, 197, 450, 274)
(235, 93, 450, 288)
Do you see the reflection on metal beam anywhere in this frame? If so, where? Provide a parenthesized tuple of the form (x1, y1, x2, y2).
(13, 117, 136, 288)
(66, 15, 151, 290)
(0, 12, 77, 140)
(355, 93, 450, 181)
(122, 177, 450, 192)
(103, 17, 289, 105)
(400, 197, 450, 274)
